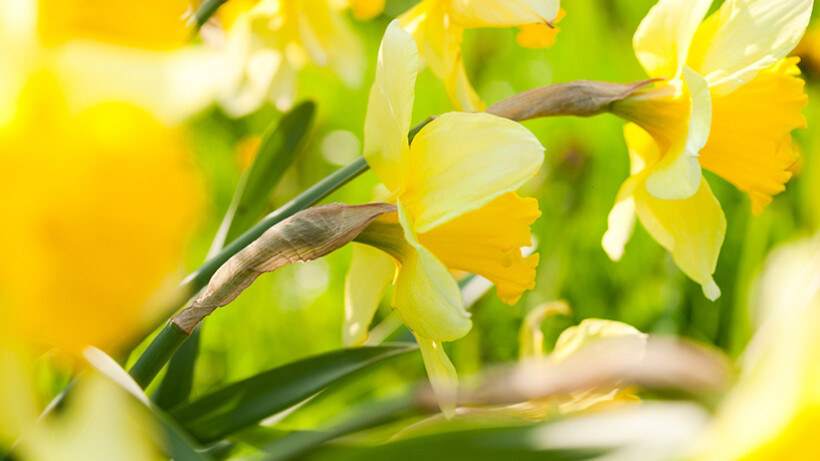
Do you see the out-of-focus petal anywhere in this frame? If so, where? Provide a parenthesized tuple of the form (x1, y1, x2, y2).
(363, 20, 419, 193)
(633, 0, 713, 79)
(448, 0, 560, 29)
(699, 58, 807, 215)
(602, 194, 636, 262)
(0, 78, 203, 352)
(343, 243, 397, 346)
(54, 42, 228, 125)
(391, 203, 471, 342)
(687, 0, 813, 95)
(349, 0, 385, 20)
(36, 0, 190, 50)
(419, 192, 540, 304)
(401, 112, 544, 233)
(416, 334, 459, 419)
(644, 67, 710, 200)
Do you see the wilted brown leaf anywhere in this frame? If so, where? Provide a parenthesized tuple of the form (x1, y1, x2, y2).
(487, 79, 660, 122)
(173, 202, 396, 333)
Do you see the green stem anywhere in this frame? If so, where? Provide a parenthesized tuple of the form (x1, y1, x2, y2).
(191, 0, 227, 29)
(129, 322, 192, 388)
(132, 117, 433, 389)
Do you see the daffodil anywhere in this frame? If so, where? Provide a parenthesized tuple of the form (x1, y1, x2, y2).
(516, 306, 643, 418)
(398, 0, 561, 111)
(692, 235, 820, 460)
(0, 0, 224, 125)
(0, 75, 202, 354)
(345, 21, 544, 415)
(602, 0, 811, 300)
(215, 0, 365, 115)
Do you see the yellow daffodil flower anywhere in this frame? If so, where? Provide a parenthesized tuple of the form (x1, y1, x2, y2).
(603, 0, 811, 300)
(692, 235, 820, 460)
(346, 21, 544, 416)
(0, 75, 202, 354)
(515, 308, 643, 418)
(0, 0, 224, 125)
(398, 0, 561, 111)
(215, 0, 364, 115)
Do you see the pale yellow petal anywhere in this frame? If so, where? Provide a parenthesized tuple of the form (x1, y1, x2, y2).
(418, 192, 540, 304)
(401, 112, 544, 233)
(391, 202, 471, 342)
(0, 347, 38, 444)
(602, 193, 636, 262)
(416, 334, 459, 418)
(634, 176, 725, 301)
(399, 2, 479, 110)
(519, 301, 570, 360)
(447, 0, 560, 28)
(633, 0, 713, 79)
(644, 67, 710, 200)
(363, 20, 419, 193)
(687, 0, 813, 95)
(343, 243, 397, 346)
(699, 58, 806, 215)
(552, 319, 646, 363)
(54, 43, 227, 125)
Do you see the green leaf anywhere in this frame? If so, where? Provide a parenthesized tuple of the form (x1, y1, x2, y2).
(171, 345, 416, 444)
(219, 101, 316, 248)
(154, 102, 314, 409)
(302, 425, 608, 461)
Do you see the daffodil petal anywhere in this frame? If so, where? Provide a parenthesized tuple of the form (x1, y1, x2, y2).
(401, 112, 544, 233)
(343, 243, 397, 346)
(634, 176, 725, 301)
(399, 2, 474, 110)
(392, 203, 471, 342)
(645, 67, 710, 200)
(699, 58, 806, 215)
(415, 334, 458, 419)
(418, 192, 540, 305)
(602, 193, 636, 262)
(552, 319, 646, 364)
(447, 57, 485, 112)
(687, 0, 813, 95)
(363, 20, 419, 192)
(54, 43, 227, 125)
(633, 0, 713, 79)
(448, 0, 560, 28)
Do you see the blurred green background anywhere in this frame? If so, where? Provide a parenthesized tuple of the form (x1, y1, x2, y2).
(143, 0, 820, 422)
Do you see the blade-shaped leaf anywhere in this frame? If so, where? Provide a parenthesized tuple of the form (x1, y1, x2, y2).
(156, 103, 314, 409)
(217, 101, 316, 249)
(171, 345, 416, 443)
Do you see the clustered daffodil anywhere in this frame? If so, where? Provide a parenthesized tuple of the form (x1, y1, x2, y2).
(215, 0, 365, 115)
(398, 0, 561, 111)
(346, 21, 544, 415)
(602, 0, 811, 300)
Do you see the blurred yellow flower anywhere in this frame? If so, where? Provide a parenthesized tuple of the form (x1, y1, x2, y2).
(214, 0, 364, 115)
(603, 0, 811, 300)
(515, 312, 644, 418)
(399, 0, 561, 111)
(0, 75, 203, 354)
(693, 235, 820, 460)
(0, 0, 224, 125)
(346, 21, 544, 416)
